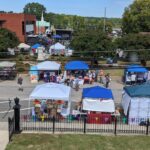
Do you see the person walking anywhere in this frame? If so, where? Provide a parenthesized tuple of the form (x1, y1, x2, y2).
(105, 73, 111, 88)
(8, 99, 11, 109)
(17, 75, 23, 91)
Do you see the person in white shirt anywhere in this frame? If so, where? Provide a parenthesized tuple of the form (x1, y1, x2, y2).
(131, 73, 136, 85)
(89, 71, 93, 84)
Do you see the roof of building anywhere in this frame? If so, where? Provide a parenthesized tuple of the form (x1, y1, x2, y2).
(36, 20, 50, 27)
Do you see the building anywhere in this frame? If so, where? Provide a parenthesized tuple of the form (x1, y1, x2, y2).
(36, 12, 50, 34)
(0, 13, 36, 42)
(112, 28, 122, 37)
(55, 28, 73, 40)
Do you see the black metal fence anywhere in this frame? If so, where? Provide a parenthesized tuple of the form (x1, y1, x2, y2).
(20, 114, 150, 135)
(8, 116, 14, 142)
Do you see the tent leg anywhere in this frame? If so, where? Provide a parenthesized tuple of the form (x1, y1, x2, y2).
(68, 99, 71, 115)
(28, 99, 31, 116)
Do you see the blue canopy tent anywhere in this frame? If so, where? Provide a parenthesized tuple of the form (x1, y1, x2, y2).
(31, 43, 41, 49)
(124, 64, 148, 83)
(29, 66, 38, 75)
(126, 64, 148, 73)
(52, 35, 62, 39)
(82, 86, 115, 113)
(83, 86, 113, 99)
(29, 66, 38, 83)
(65, 61, 89, 70)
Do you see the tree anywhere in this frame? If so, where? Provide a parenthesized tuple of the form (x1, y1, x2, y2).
(0, 28, 19, 52)
(23, 2, 46, 20)
(122, 0, 150, 34)
(70, 29, 113, 54)
(114, 33, 150, 50)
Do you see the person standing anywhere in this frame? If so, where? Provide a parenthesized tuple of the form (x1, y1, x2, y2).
(99, 69, 104, 84)
(17, 75, 23, 91)
(131, 73, 136, 85)
(92, 71, 96, 82)
(89, 71, 93, 84)
(43, 72, 47, 82)
(105, 73, 111, 88)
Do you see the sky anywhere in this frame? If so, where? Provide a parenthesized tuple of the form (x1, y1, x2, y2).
(0, 0, 134, 18)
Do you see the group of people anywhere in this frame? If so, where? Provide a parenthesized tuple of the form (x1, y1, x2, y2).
(31, 99, 69, 122)
(65, 69, 111, 89)
(126, 72, 147, 85)
(42, 72, 64, 83)
(66, 70, 98, 84)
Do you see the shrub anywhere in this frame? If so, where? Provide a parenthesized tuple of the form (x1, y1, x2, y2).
(17, 67, 25, 73)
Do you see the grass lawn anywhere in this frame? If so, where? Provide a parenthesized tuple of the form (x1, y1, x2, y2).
(6, 134, 150, 150)
(104, 69, 123, 76)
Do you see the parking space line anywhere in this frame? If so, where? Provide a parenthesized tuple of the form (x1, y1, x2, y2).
(0, 107, 32, 114)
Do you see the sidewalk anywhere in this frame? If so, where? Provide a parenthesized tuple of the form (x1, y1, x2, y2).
(0, 122, 9, 150)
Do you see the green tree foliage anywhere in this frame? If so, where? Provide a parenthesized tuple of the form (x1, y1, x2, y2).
(122, 0, 150, 34)
(114, 33, 150, 50)
(23, 3, 121, 29)
(70, 29, 113, 53)
(0, 28, 19, 52)
(23, 2, 46, 20)
(45, 12, 114, 33)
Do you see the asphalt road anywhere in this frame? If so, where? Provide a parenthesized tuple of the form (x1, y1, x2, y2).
(0, 75, 123, 122)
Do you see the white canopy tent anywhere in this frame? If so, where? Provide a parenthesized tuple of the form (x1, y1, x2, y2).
(50, 42, 65, 50)
(122, 82, 150, 125)
(29, 83, 71, 116)
(30, 83, 70, 101)
(49, 42, 65, 55)
(18, 43, 30, 49)
(36, 61, 61, 71)
(122, 92, 150, 125)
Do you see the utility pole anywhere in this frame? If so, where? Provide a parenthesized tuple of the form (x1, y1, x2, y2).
(103, 7, 106, 32)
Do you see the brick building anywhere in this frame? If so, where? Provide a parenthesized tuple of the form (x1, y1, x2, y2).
(0, 13, 36, 42)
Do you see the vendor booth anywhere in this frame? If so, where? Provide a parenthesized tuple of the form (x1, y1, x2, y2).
(30, 61, 61, 83)
(122, 82, 150, 125)
(82, 86, 115, 124)
(31, 43, 42, 53)
(18, 43, 30, 50)
(124, 64, 148, 84)
(49, 42, 65, 55)
(65, 61, 90, 85)
(0, 61, 16, 80)
(29, 83, 71, 119)
(29, 66, 38, 83)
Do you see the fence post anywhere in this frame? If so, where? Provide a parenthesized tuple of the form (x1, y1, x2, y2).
(8, 117, 10, 142)
(83, 116, 86, 134)
(52, 116, 55, 134)
(146, 119, 149, 135)
(114, 117, 117, 136)
(13, 97, 21, 133)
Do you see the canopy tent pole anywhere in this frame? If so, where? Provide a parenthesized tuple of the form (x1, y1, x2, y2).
(28, 98, 31, 116)
(67, 93, 71, 115)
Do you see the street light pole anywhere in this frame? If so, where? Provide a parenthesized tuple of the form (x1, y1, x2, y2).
(103, 7, 106, 32)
